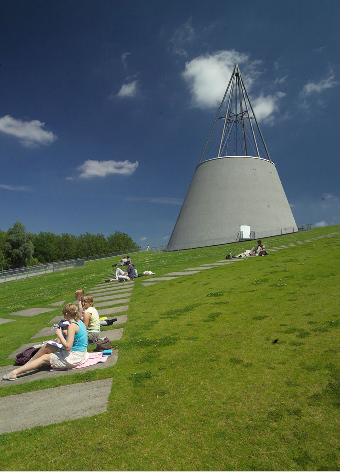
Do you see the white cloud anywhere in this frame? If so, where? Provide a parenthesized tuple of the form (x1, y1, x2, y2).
(116, 80, 138, 98)
(315, 220, 327, 227)
(0, 115, 57, 147)
(182, 50, 285, 124)
(0, 184, 32, 191)
(77, 160, 139, 179)
(140, 236, 147, 241)
(169, 19, 195, 56)
(252, 92, 286, 125)
(182, 50, 250, 109)
(301, 72, 337, 97)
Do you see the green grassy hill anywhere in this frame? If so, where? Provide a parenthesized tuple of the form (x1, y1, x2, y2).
(0, 225, 339, 470)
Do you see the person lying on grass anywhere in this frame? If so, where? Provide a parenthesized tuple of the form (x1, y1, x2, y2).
(2, 303, 88, 381)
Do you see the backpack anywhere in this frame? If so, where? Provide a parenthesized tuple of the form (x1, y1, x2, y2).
(94, 337, 112, 352)
(14, 347, 40, 365)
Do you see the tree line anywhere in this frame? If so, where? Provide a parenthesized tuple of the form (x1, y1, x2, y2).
(0, 222, 140, 270)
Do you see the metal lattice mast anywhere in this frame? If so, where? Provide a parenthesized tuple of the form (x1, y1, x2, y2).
(200, 64, 272, 163)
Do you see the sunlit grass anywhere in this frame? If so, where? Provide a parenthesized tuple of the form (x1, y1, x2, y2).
(0, 225, 339, 470)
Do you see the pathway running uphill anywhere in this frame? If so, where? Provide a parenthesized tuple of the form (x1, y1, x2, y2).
(0, 232, 338, 435)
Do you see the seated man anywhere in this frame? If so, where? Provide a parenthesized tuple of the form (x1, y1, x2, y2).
(127, 261, 135, 280)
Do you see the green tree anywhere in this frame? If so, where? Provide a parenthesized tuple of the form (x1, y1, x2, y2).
(107, 231, 140, 252)
(3, 222, 34, 269)
(0, 229, 8, 270)
(32, 232, 58, 263)
(57, 233, 78, 260)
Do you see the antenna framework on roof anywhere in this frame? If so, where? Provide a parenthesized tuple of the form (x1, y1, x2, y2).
(167, 65, 297, 252)
(200, 64, 271, 164)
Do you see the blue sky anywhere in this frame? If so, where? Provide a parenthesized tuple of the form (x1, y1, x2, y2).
(1, 0, 339, 249)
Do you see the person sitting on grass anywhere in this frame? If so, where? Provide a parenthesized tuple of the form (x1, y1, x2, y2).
(2, 304, 88, 381)
(255, 239, 267, 256)
(81, 294, 101, 344)
(127, 261, 135, 280)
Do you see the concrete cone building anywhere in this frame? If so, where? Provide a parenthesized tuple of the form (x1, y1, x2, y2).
(167, 65, 297, 251)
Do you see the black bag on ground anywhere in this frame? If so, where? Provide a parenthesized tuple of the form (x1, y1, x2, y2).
(14, 347, 40, 365)
(94, 337, 112, 352)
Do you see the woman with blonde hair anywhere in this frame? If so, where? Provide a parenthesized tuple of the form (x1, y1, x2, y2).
(2, 304, 88, 381)
(81, 294, 101, 344)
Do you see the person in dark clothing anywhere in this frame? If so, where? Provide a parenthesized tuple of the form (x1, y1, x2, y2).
(127, 262, 135, 280)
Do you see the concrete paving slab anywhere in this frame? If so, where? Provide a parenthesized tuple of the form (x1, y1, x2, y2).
(142, 282, 159, 286)
(95, 298, 131, 308)
(49, 300, 66, 306)
(94, 293, 132, 302)
(199, 264, 221, 267)
(210, 261, 236, 265)
(183, 266, 213, 271)
(90, 289, 132, 297)
(101, 328, 124, 341)
(97, 298, 129, 308)
(0, 378, 113, 434)
(98, 306, 128, 316)
(7, 307, 55, 317)
(0, 318, 15, 325)
(2, 350, 118, 385)
(91, 284, 128, 291)
(31, 326, 57, 339)
(216, 259, 243, 262)
(145, 277, 179, 281)
(166, 271, 200, 276)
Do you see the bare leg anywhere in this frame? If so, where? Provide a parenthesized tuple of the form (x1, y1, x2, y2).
(28, 343, 57, 362)
(2, 344, 57, 380)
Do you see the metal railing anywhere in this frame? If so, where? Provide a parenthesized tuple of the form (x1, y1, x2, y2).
(0, 259, 85, 284)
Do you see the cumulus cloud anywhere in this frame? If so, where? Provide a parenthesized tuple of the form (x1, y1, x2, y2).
(77, 159, 139, 179)
(252, 92, 286, 125)
(182, 50, 284, 124)
(116, 80, 138, 98)
(182, 50, 250, 109)
(300, 71, 337, 97)
(0, 115, 57, 147)
(0, 184, 32, 191)
(140, 236, 147, 241)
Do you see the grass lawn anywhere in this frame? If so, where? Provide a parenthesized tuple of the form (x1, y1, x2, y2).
(0, 226, 339, 470)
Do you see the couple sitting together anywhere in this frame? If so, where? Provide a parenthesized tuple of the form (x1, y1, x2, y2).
(2, 303, 88, 381)
(2, 293, 110, 381)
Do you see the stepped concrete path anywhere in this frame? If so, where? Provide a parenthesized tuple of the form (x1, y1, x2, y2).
(7, 307, 56, 317)
(0, 318, 15, 325)
(0, 378, 113, 435)
(1, 232, 339, 433)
